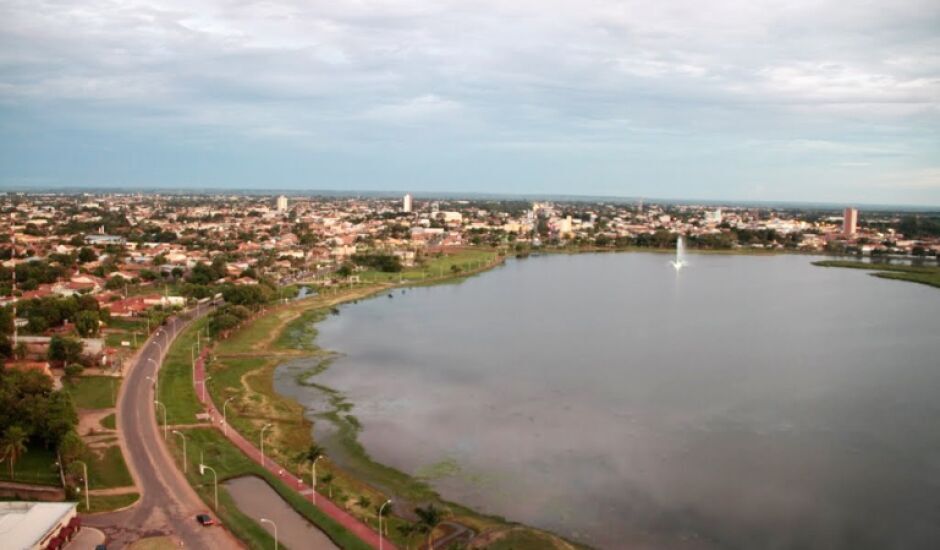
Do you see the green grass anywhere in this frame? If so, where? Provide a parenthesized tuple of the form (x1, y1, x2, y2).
(83, 492, 139, 513)
(63, 376, 119, 409)
(157, 318, 207, 425)
(100, 413, 116, 430)
(81, 445, 133, 489)
(354, 248, 500, 284)
(0, 447, 59, 485)
(169, 428, 372, 550)
(486, 530, 566, 550)
(105, 331, 140, 349)
(106, 317, 147, 332)
(813, 260, 940, 289)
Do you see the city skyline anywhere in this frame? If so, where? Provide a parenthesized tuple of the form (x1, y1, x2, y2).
(1, 1, 938, 205)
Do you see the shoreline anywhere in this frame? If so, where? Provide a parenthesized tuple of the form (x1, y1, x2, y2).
(206, 251, 583, 548)
(212, 247, 940, 548)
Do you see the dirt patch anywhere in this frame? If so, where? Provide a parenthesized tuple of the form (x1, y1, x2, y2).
(79, 409, 117, 436)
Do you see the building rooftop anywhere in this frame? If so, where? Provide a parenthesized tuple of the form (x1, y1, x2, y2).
(0, 501, 76, 549)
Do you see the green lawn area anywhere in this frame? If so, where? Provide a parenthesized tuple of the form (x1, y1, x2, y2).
(105, 331, 140, 350)
(63, 376, 119, 409)
(169, 428, 373, 550)
(355, 248, 500, 284)
(813, 260, 940, 289)
(157, 318, 207, 425)
(106, 317, 148, 332)
(80, 445, 133, 489)
(84, 492, 139, 513)
(100, 413, 116, 430)
(0, 447, 59, 485)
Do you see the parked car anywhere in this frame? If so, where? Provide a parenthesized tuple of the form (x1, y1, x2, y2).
(196, 514, 215, 526)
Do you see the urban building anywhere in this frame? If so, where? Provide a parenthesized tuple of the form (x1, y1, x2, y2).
(704, 209, 723, 224)
(843, 207, 858, 236)
(0, 501, 79, 550)
(403, 193, 413, 213)
(276, 195, 288, 212)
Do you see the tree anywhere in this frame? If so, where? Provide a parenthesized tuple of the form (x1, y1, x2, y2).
(397, 523, 418, 550)
(77, 247, 98, 263)
(48, 335, 83, 364)
(296, 443, 324, 465)
(105, 276, 125, 291)
(74, 310, 100, 338)
(414, 504, 443, 549)
(1, 425, 28, 479)
(64, 364, 84, 378)
(57, 430, 85, 466)
(320, 472, 335, 498)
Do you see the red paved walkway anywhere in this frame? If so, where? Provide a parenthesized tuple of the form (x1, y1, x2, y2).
(194, 349, 395, 549)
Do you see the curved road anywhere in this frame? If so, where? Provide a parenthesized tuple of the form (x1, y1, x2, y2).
(86, 304, 241, 548)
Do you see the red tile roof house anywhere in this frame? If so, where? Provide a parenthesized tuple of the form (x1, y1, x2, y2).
(4, 361, 54, 380)
(100, 295, 153, 317)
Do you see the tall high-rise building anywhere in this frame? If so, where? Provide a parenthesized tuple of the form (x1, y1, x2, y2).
(843, 207, 858, 236)
(276, 195, 288, 212)
(403, 193, 413, 213)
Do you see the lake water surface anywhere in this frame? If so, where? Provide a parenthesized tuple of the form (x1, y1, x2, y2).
(275, 253, 940, 549)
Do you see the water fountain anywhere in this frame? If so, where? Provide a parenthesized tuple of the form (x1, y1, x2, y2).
(671, 236, 687, 270)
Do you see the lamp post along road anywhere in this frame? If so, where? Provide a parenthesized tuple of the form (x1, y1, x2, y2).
(260, 518, 278, 550)
(260, 423, 273, 467)
(311, 455, 323, 505)
(172, 430, 187, 473)
(223, 397, 236, 437)
(201, 375, 212, 401)
(200, 463, 218, 510)
(154, 400, 167, 440)
(379, 499, 392, 550)
(74, 460, 90, 512)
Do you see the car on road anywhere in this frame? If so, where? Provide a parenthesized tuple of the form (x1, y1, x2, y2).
(196, 514, 215, 526)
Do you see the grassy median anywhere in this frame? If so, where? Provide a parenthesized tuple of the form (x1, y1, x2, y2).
(157, 317, 209, 425)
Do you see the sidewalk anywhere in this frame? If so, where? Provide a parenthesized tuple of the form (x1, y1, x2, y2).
(193, 349, 395, 550)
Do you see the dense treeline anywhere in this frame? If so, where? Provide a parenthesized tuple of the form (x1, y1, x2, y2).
(899, 216, 940, 238)
(14, 294, 105, 336)
(351, 253, 402, 272)
(0, 260, 68, 293)
(0, 369, 80, 474)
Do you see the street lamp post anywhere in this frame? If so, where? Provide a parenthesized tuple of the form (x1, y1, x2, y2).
(379, 499, 392, 549)
(223, 397, 237, 436)
(151, 335, 164, 358)
(146, 367, 158, 397)
(154, 400, 167, 440)
(260, 423, 273, 467)
(201, 374, 212, 401)
(200, 463, 218, 510)
(172, 430, 187, 473)
(311, 455, 323, 505)
(260, 518, 278, 550)
(73, 460, 90, 512)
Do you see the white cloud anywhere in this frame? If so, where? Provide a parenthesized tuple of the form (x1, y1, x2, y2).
(0, 0, 937, 201)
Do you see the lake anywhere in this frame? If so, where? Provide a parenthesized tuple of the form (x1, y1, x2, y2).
(274, 253, 940, 549)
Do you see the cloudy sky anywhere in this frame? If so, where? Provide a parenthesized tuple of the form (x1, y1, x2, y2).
(1, 0, 938, 204)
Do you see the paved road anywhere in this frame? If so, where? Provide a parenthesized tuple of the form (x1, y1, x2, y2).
(86, 304, 241, 549)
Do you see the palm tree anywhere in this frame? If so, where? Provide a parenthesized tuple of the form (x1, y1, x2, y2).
(296, 443, 325, 464)
(320, 472, 334, 498)
(414, 504, 443, 550)
(397, 523, 417, 550)
(1, 426, 28, 479)
(295, 443, 325, 484)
